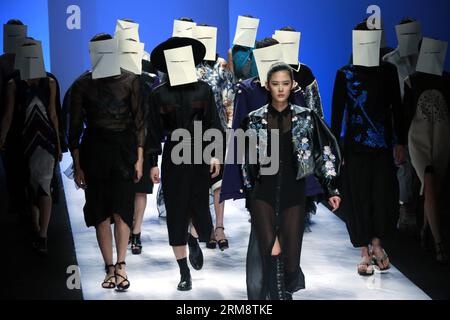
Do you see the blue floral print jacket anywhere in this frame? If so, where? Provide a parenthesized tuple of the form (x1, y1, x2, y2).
(242, 104, 341, 198)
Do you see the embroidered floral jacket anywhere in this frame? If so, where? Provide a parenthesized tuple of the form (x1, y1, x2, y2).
(242, 104, 341, 198)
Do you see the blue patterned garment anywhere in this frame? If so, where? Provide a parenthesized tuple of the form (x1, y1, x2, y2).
(342, 66, 388, 149)
(197, 58, 236, 130)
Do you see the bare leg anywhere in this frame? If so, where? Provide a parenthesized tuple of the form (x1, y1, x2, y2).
(113, 214, 130, 287)
(31, 205, 40, 234)
(357, 246, 373, 274)
(132, 193, 147, 235)
(96, 218, 116, 288)
(271, 237, 281, 256)
(189, 223, 198, 238)
(214, 187, 226, 241)
(38, 195, 52, 238)
(371, 238, 390, 269)
(173, 245, 188, 260)
(361, 246, 370, 258)
(113, 214, 130, 263)
(96, 218, 114, 266)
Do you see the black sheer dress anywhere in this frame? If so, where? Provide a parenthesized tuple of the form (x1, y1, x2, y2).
(248, 105, 306, 299)
(69, 70, 144, 229)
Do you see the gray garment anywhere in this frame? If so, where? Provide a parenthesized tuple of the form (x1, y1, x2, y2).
(382, 48, 418, 100)
(383, 48, 418, 203)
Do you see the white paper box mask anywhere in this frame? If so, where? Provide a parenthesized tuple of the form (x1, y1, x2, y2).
(416, 37, 448, 76)
(89, 38, 121, 79)
(115, 20, 140, 42)
(164, 45, 197, 86)
(193, 26, 217, 61)
(16, 41, 46, 80)
(253, 44, 284, 86)
(273, 30, 301, 65)
(233, 16, 259, 47)
(3, 24, 27, 54)
(395, 21, 422, 57)
(173, 20, 197, 38)
(118, 40, 145, 75)
(14, 37, 35, 71)
(352, 30, 382, 67)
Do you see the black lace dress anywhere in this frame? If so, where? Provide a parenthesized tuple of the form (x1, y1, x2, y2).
(69, 71, 144, 229)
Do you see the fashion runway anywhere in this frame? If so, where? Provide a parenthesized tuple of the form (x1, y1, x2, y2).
(60, 156, 430, 300)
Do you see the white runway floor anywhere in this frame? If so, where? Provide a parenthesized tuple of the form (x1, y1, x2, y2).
(60, 156, 430, 300)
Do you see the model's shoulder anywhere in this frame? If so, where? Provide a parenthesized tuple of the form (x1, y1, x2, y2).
(248, 104, 268, 119)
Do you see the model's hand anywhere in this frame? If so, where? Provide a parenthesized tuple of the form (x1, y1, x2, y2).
(134, 159, 143, 183)
(394, 145, 406, 166)
(210, 157, 220, 179)
(328, 196, 341, 212)
(150, 166, 160, 184)
(220, 59, 228, 69)
(75, 167, 87, 190)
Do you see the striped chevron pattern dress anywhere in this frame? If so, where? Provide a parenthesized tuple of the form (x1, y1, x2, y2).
(17, 77, 57, 203)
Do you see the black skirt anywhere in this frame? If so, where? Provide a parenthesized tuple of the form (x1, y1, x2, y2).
(134, 154, 154, 194)
(247, 131, 306, 299)
(79, 128, 137, 229)
(161, 141, 213, 246)
(342, 150, 399, 247)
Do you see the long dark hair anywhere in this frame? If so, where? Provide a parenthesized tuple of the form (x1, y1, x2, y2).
(266, 62, 295, 105)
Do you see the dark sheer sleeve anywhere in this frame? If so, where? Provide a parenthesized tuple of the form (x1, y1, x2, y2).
(68, 80, 85, 152)
(312, 110, 341, 198)
(330, 70, 346, 147)
(145, 90, 163, 168)
(387, 65, 407, 145)
(130, 75, 144, 148)
(48, 73, 68, 152)
(206, 84, 223, 132)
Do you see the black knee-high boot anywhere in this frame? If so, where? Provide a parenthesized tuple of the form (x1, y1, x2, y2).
(268, 255, 287, 300)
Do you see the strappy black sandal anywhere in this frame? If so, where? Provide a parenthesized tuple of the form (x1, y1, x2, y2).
(215, 227, 229, 251)
(115, 262, 130, 292)
(206, 238, 217, 249)
(131, 233, 142, 255)
(102, 264, 116, 289)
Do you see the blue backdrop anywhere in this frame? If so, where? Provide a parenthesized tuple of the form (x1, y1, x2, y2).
(0, 0, 51, 70)
(228, 0, 450, 122)
(2, 0, 450, 123)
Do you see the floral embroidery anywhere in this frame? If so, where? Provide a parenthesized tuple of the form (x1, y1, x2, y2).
(297, 138, 312, 160)
(242, 104, 341, 196)
(343, 66, 389, 149)
(197, 59, 235, 130)
(322, 146, 337, 178)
